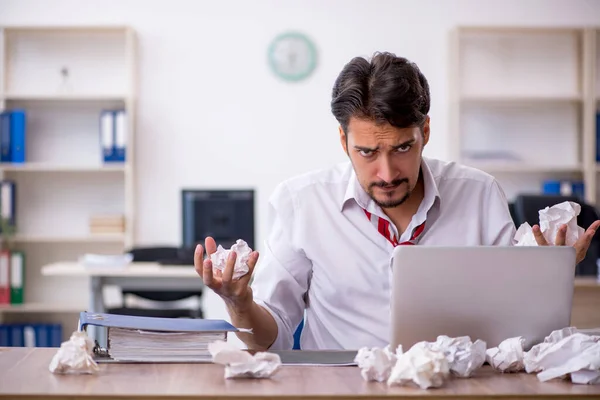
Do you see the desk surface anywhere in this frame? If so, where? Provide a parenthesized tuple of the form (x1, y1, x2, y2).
(1, 348, 600, 400)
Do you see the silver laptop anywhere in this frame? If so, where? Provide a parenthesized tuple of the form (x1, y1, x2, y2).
(390, 246, 576, 351)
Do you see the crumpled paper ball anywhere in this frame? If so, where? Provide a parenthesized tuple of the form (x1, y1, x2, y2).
(48, 331, 99, 375)
(427, 335, 487, 378)
(355, 345, 403, 382)
(210, 239, 253, 280)
(388, 342, 450, 389)
(524, 328, 600, 384)
(208, 340, 281, 379)
(486, 337, 526, 373)
(514, 201, 584, 246)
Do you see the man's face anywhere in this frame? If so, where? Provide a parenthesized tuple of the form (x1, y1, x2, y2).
(340, 117, 430, 209)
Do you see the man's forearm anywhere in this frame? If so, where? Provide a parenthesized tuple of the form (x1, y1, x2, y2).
(226, 300, 278, 351)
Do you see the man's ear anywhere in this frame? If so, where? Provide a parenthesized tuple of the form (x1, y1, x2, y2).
(422, 116, 430, 146)
(339, 125, 348, 155)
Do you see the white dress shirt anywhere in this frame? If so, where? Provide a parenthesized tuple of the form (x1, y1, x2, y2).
(251, 157, 516, 350)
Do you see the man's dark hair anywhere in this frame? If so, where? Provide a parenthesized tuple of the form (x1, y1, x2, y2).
(331, 52, 430, 134)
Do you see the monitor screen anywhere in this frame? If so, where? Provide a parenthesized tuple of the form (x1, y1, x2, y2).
(181, 189, 255, 250)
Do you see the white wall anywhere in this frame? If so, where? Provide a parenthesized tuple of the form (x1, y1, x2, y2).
(2, 0, 600, 324)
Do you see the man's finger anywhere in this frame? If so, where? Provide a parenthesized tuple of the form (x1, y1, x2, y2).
(555, 224, 567, 246)
(586, 220, 600, 238)
(247, 251, 259, 275)
(222, 251, 236, 284)
(239, 251, 260, 285)
(576, 220, 600, 250)
(532, 224, 548, 246)
(203, 258, 214, 287)
(205, 237, 217, 255)
(194, 244, 204, 276)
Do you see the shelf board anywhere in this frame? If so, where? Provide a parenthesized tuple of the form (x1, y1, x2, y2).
(12, 234, 126, 244)
(0, 163, 127, 172)
(2, 93, 128, 101)
(3, 25, 131, 33)
(460, 94, 582, 104)
(464, 161, 583, 173)
(0, 302, 83, 313)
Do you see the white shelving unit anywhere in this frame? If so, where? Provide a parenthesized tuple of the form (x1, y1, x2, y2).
(0, 26, 137, 337)
(449, 26, 600, 204)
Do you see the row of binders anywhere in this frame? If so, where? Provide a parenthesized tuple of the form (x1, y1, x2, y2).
(0, 109, 26, 163)
(0, 323, 62, 347)
(0, 250, 25, 305)
(100, 109, 127, 163)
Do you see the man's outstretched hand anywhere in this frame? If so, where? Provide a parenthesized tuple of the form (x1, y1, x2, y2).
(532, 220, 600, 264)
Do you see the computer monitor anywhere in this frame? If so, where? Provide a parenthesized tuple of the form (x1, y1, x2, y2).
(181, 189, 255, 250)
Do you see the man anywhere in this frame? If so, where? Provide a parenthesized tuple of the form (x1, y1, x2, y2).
(194, 52, 600, 351)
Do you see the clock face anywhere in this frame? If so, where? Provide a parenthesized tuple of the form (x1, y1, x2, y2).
(268, 32, 317, 82)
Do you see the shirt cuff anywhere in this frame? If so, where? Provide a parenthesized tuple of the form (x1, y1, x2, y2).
(254, 299, 294, 350)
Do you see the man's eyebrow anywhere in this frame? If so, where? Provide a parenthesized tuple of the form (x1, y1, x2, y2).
(354, 145, 378, 152)
(392, 139, 416, 149)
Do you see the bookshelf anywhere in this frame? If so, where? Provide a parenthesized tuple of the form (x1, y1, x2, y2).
(449, 26, 600, 205)
(0, 26, 137, 340)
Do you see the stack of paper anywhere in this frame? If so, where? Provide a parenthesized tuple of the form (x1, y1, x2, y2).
(108, 328, 227, 362)
(89, 214, 125, 234)
(78, 312, 244, 363)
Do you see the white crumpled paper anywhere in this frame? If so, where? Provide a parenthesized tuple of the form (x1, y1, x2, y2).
(210, 239, 253, 280)
(355, 345, 403, 382)
(486, 337, 526, 373)
(356, 336, 485, 387)
(524, 328, 600, 384)
(427, 335, 487, 378)
(514, 201, 584, 246)
(208, 340, 281, 379)
(388, 342, 450, 389)
(48, 331, 99, 375)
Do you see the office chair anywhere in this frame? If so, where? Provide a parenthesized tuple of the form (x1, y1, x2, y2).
(513, 194, 600, 276)
(106, 246, 204, 318)
(508, 202, 519, 228)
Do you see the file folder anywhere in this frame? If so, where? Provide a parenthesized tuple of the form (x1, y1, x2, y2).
(80, 312, 244, 362)
(100, 110, 115, 162)
(0, 180, 16, 230)
(0, 325, 8, 346)
(0, 112, 10, 162)
(9, 110, 26, 163)
(33, 324, 49, 347)
(114, 110, 127, 162)
(79, 311, 240, 333)
(10, 324, 23, 347)
(10, 251, 24, 304)
(50, 323, 62, 347)
(0, 250, 9, 304)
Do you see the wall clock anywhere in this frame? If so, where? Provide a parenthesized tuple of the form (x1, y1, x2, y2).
(268, 32, 318, 82)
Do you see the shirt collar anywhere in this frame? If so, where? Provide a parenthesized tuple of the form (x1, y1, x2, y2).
(341, 157, 441, 213)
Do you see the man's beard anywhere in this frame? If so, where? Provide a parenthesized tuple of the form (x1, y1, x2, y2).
(367, 178, 411, 208)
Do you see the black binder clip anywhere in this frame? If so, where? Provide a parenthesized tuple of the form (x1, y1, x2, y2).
(93, 340, 110, 358)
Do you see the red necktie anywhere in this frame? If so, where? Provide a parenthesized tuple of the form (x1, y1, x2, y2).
(363, 209, 425, 247)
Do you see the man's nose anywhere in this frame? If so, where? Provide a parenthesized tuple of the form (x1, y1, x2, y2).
(376, 156, 398, 183)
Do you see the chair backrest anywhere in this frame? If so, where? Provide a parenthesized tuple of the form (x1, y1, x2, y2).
(124, 246, 203, 301)
(513, 194, 600, 275)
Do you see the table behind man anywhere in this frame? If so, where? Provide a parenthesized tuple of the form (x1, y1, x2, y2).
(194, 52, 600, 352)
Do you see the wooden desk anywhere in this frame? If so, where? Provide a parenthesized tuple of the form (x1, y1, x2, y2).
(1, 348, 600, 400)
